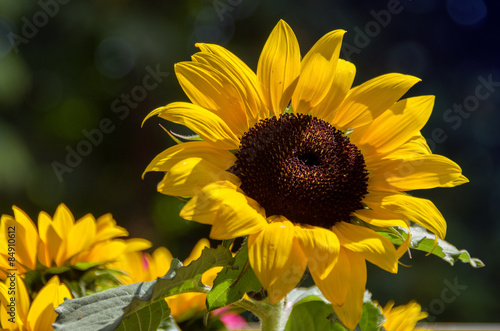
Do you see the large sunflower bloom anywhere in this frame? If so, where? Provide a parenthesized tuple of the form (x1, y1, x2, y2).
(144, 20, 467, 329)
(109, 239, 222, 322)
(0, 204, 151, 279)
(0, 275, 71, 330)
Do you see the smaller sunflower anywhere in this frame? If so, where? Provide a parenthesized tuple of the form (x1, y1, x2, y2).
(0, 275, 71, 331)
(379, 300, 429, 331)
(0, 204, 151, 279)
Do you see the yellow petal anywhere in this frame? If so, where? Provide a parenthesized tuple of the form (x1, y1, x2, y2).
(78, 240, 127, 263)
(158, 157, 240, 197)
(175, 61, 249, 135)
(311, 247, 351, 306)
(257, 20, 301, 116)
(180, 181, 241, 224)
(0, 275, 30, 327)
(210, 192, 267, 239)
(292, 30, 346, 114)
(144, 102, 240, 150)
(332, 222, 398, 273)
(64, 214, 96, 264)
(313, 59, 356, 122)
(143, 141, 236, 178)
(52, 203, 75, 239)
(332, 74, 421, 129)
(248, 218, 295, 289)
(294, 225, 340, 279)
(184, 238, 210, 265)
(267, 238, 307, 304)
(353, 209, 411, 259)
(194, 44, 265, 124)
(370, 154, 468, 191)
(95, 214, 128, 241)
(350, 96, 434, 154)
(37, 211, 62, 267)
(122, 238, 152, 253)
(28, 276, 70, 331)
(151, 247, 173, 278)
(331, 250, 366, 330)
(364, 191, 446, 240)
(10, 207, 39, 270)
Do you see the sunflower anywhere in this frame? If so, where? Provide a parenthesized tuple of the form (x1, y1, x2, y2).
(108, 239, 223, 322)
(0, 275, 71, 330)
(143, 20, 467, 329)
(0, 204, 151, 279)
(379, 300, 429, 331)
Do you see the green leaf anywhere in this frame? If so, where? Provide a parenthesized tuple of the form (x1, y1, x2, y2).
(284, 288, 385, 331)
(115, 300, 171, 331)
(378, 223, 484, 268)
(357, 292, 385, 331)
(285, 301, 345, 331)
(53, 245, 234, 330)
(206, 240, 262, 311)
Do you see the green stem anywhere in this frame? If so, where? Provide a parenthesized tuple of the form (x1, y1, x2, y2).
(234, 298, 287, 331)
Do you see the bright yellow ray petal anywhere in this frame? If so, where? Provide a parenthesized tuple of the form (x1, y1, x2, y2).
(180, 181, 241, 224)
(157, 157, 240, 197)
(28, 276, 70, 331)
(310, 247, 351, 306)
(193, 44, 265, 123)
(312, 59, 356, 122)
(1, 275, 30, 327)
(331, 250, 366, 330)
(11, 207, 39, 270)
(370, 154, 468, 191)
(151, 247, 173, 278)
(332, 73, 421, 129)
(64, 214, 96, 263)
(184, 238, 210, 266)
(257, 20, 301, 116)
(52, 203, 75, 239)
(248, 217, 295, 289)
(122, 238, 152, 253)
(294, 225, 340, 280)
(175, 61, 249, 135)
(292, 30, 346, 114)
(267, 238, 307, 304)
(37, 211, 59, 267)
(142, 141, 236, 179)
(354, 209, 411, 259)
(78, 240, 127, 263)
(332, 222, 398, 273)
(209, 192, 267, 239)
(350, 96, 434, 155)
(144, 102, 240, 150)
(364, 191, 447, 240)
(95, 214, 128, 241)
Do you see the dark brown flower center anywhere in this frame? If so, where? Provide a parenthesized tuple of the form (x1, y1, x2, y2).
(230, 113, 368, 228)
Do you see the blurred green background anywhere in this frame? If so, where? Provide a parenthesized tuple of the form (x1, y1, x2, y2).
(1, 0, 498, 324)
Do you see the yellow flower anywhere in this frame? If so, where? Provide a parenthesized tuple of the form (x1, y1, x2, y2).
(0, 204, 151, 279)
(0, 275, 71, 331)
(143, 20, 467, 329)
(109, 239, 221, 322)
(380, 300, 429, 331)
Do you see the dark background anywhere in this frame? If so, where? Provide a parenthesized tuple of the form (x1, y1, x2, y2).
(1, 0, 498, 323)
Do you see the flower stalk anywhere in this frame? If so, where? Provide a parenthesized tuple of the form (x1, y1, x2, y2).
(235, 298, 288, 331)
